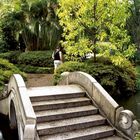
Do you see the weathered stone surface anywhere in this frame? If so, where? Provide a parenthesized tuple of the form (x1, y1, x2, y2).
(115, 106, 124, 127)
(68, 72, 97, 96)
(118, 110, 140, 139)
(60, 72, 119, 124)
(5, 74, 36, 140)
(40, 125, 115, 140)
(92, 82, 119, 124)
(37, 115, 106, 135)
(58, 71, 140, 139)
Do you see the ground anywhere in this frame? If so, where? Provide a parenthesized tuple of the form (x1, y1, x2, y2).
(26, 74, 54, 87)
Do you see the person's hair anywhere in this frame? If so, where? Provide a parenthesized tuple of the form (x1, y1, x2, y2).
(56, 46, 60, 49)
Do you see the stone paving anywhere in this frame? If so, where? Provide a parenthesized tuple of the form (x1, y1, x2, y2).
(26, 74, 54, 87)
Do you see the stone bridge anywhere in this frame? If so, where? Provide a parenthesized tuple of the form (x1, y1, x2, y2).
(0, 71, 139, 140)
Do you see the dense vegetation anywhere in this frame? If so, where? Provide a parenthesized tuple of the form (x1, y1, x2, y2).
(54, 58, 136, 97)
(0, 0, 61, 52)
(0, 51, 54, 74)
(0, 0, 138, 59)
(0, 0, 138, 93)
(57, 0, 136, 63)
(136, 65, 140, 90)
(0, 58, 26, 93)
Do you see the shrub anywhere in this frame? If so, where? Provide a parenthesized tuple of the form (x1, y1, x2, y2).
(0, 58, 26, 94)
(0, 51, 21, 64)
(54, 57, 136, 97)
(18, 51, 53, 67)
(136, 65, 140, 90)
(0, 40, 8, 53)
(0, 51, 54, 74)
(134, 51, 140, 64)
(17, 64, 53, 74)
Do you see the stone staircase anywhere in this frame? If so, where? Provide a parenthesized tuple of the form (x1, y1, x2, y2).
(28, 84, 126, 140)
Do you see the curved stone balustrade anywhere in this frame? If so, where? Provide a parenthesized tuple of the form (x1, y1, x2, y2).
(60, 71, 140, 139)
(0, 74, 36, 140)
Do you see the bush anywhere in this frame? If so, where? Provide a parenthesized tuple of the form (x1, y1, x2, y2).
(18, 51, 53, 67)
(54, 57, 136, 97)
(0, 51, 21, 64)
(0, 40, 8, 53)
(0, 58, 26, 94)
(136, 65, 140, 90)
(0, 51, 54, 74)
(17, 64, 53, 74)
(134, 51, 140, 64)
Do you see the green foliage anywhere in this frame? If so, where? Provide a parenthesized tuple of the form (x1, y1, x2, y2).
(17, 64, 53, 74)
(0, 58, 26, 93)
(134, 51, 140, 64)
(135, 132, 140, 140)
(0, 51, 21, 63)
(0, 6, 23, 51)
(0, 0, 61, 51)
(0, 51, 54, 74)
(136, 65, 140, 90)
(54, 57, 136, 97)
(23, 0, 61, 51)
(0, 40, 8, 53)
(126, 0, 140, 48)
(53, 61, 86, 85)
(0, 3, 23, 51)
(18, 51, 53, 67)
(57, 0, 136, 61)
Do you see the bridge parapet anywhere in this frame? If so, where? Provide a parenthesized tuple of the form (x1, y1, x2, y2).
(60, 71, 140, 139)
(4, 74, 36, 140)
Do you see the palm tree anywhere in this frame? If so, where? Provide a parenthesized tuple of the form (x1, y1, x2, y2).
(0, 0, 62, 51)
(20, 0, 61, 51)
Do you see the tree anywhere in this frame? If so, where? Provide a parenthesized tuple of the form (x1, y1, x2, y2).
(26, 0, 61, 50)
(0, 0, 62, 51)
(127, 0, 140, 49)
(57, 0, 136, 63)
(0, 0, 21, 52)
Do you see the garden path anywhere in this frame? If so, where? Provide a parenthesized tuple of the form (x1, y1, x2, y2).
(26, 74, 54, 87)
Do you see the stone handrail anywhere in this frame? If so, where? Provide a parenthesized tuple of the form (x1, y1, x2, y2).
(59, 71, 140, 139)
(7, 74, 36, 140)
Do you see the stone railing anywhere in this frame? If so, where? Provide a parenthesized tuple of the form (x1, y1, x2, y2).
(7, 74, 36, 140)
(59, 71, 140, 139)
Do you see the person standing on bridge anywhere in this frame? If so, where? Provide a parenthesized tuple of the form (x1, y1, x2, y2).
(52, 45, 63, 73)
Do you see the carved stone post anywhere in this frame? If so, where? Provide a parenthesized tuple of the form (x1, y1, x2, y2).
(118, 110, 140, 139)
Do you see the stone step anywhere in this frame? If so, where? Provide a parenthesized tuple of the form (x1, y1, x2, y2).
(39, 125, 114, 140)
(37, 114, 106, 135)
(32, 97, 91, 111)
(35, 105, 98, 123)
(30, 92, 86, 102)
(28, 85, 86, 102)
(99, 135, 126, 140)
